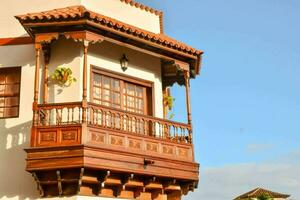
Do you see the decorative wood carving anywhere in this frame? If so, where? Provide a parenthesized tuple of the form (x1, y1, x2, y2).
(110, 135, 124, 146)
(146, 142, 159, 152)
(64, 31, 104, 43)
(91, 131, 105, 143)
(35, 33, 59, 44)
(162, 145, 174, 155)
(128, 139, 142, 150)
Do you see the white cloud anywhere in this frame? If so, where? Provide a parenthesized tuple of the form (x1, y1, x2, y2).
(184, 151, 300, 200)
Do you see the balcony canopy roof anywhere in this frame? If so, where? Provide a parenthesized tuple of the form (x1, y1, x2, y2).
(234, 187, 290, 200)
(15, 5, 203, 77)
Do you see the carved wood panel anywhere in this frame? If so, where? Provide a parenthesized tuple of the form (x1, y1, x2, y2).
(35, 127, 81, 147)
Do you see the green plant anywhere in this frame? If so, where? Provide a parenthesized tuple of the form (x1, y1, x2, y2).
(257, 194, 274, 200)
(50, 67, 77, 87)
(163, 93, 175, 120)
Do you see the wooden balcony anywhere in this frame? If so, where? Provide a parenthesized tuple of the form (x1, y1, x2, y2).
(27, 102, 199, 199)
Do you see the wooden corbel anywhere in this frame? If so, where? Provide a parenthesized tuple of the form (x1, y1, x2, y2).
(64, 31, 104, 44)
(35, 32, 59, 44)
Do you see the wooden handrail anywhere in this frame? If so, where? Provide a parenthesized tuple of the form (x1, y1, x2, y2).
(33, 101, 192, 143)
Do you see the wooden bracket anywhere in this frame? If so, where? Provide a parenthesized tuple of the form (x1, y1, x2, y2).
(77, 168, 84, 194)
(35, 32, 59, 44)
(32, 172, 44, 197)
(64, 31, 104, 44)
(56, 170, 63, 196)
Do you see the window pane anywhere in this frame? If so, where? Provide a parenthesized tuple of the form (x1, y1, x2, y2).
(0, 85, 5, 95)
(5, 107, 18, 117)
(127, 96, 135, 108)
(103, 89, 110, 101)
(5, 84, 19, 95)
(5, 97, 19, 106)
(0, 75, 5, 84)
(94, 74, 101, 87)
(112, 79, 120, 91)
(93, 87, 101, 99)
(0, 97, 4, 107)
(102, 76, 110, 89)
(126, 84, 135, 96)
(136, 86, 143, 98)
(112, 92, 120, 104)
(0, 108, 4, 117)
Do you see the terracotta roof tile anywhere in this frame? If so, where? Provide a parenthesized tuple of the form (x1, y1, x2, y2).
(15, 6, 203, 57)
(234, 187, 290, 200)
(119, 0, 162, 16)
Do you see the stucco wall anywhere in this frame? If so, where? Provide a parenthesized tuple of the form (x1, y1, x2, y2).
(87, 41, 163, 118)
(0, 44, 38, 199)
(48, 39, 82, 103)
(0, 0, 160, 38)
(82, 0, 160, 33)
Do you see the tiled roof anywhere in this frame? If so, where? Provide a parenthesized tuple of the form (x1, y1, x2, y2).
(15, 6, 203, 57)
(119, 0, 162, 16)
(234, 187, 290, 200)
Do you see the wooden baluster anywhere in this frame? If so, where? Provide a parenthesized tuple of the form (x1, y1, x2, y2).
(67, 107, 70, 124)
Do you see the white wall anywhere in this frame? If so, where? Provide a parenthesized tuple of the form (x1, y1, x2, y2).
(82, 0, 160, 33)
(87, 41, 163, 118)
(0, 44, 38, 199)
(0, 0, 81, 37)
(48, 39, 83, 103)
(0, 0, 160, 38)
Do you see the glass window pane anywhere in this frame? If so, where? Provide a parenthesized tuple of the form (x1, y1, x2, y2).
(0, 97, 4, 107)
(126, 84, 135, 96)
(5, 107, 18, 117)
(0, 108, 4, 117)
(136, 86, 143, 98)
(93, 87, 101, 99)
(102, 76, 110, 89)
(0, 75, 5, 84)
(112, 79, 120, 91)
(0, 85, 5, 95)
(112, 92, 120, 104)
(127, 96, 134, 108)
(94, 74, 101, 87)
(5, 97, 19, 106)
(103, 89, 110, 101)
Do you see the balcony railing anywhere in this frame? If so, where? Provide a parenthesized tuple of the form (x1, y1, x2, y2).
(33, 101, 192, 144)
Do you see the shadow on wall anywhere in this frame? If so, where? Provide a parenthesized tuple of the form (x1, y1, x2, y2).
(0, 120, 39, 199)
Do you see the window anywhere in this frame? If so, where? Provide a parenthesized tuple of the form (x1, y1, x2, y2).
(91, 68, 152, 115)
(0, 67, 21, 118)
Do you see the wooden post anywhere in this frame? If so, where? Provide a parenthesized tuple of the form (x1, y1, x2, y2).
(42, 44, 51, 103)
(34, 43, 41, 104)
(82, 40, 89, 123)
(184, 71, 192, 124)
(184, 70, 193, 143)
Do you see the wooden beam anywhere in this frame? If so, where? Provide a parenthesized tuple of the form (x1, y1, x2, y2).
(0, 36, 34, 46)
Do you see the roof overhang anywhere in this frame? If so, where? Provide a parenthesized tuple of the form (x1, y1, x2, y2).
(15, 6, 204, 81)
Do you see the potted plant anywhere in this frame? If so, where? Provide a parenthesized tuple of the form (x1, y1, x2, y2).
(50, 67, 77, 87)
(163, 93, 175, 120)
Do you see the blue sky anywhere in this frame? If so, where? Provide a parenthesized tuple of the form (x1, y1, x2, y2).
(139, 0, 300, 199)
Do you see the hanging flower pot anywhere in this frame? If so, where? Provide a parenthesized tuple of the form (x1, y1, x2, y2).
(50, 67, 77, 87)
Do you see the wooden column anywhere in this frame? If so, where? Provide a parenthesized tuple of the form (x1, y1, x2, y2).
(42, 44, 51, 103)
(82, 40, 89, 123)
(34, 43, 41, 104)
(184, 71, 192, 125)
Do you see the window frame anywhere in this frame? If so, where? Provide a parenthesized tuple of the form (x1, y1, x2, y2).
(90, 66, 155, 116)
(0, 66, 22, 119)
